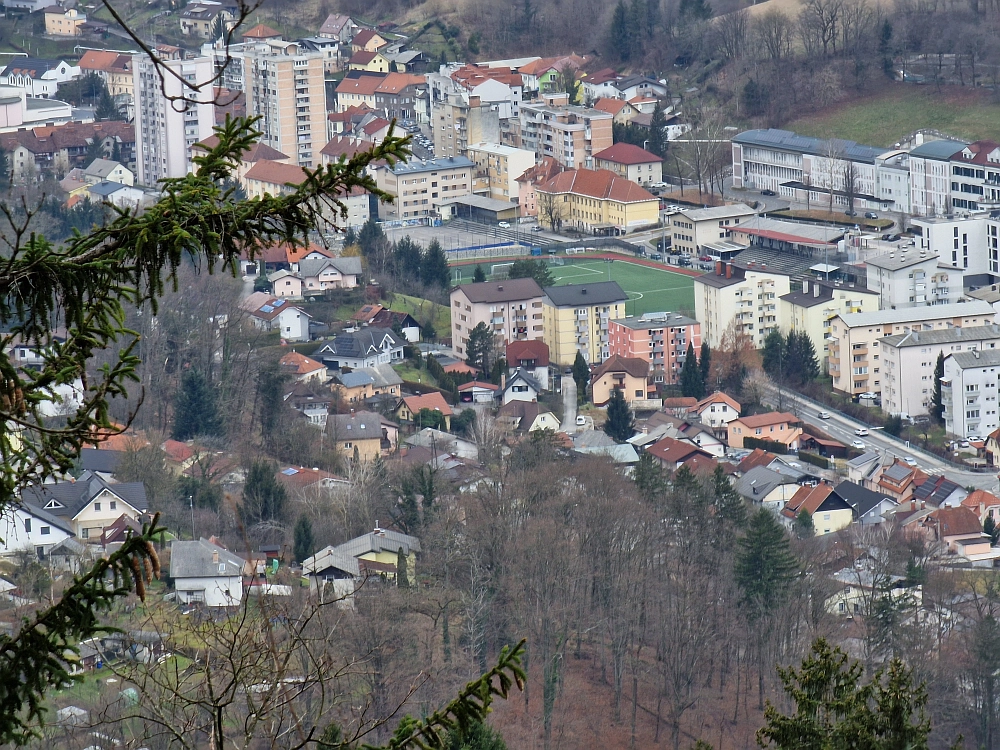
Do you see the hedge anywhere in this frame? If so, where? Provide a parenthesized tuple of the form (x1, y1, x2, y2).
(797, 451, 831, 470)
(742, 437, 789, 454)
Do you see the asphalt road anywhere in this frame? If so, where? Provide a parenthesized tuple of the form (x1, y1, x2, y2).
(763, 385, 999, 490)
(561, 375, 577, 434)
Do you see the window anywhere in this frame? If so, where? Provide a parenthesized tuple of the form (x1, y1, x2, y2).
(40, 526, 49, 535)
(110, 501, 116, 511)
(635, 389, 643, 397)
(23, 518, 30, 533)
(94, 502, 101, 512)
(82, 528, 89, 539)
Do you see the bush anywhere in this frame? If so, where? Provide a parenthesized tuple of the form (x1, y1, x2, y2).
(797, 451, 830, 470)
(743, 437, 789, 454)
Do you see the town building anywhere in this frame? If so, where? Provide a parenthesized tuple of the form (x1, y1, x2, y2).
(942, 349, 1000, 438)
(43, 6, 86, 36)
(828, 301, 996, 396)
(910, 212, 999, 282)
(133, 54, 216, 186)
(513, 157, 563, 217)
(694, 261, 792, 349)
(334, 526, 419, 585)
(466, 142, 534, 203)
(534, 167, 658, 234)
(780, 484, 853, 535)
(374, 156, 473, 219)
(83, 158, 133, 186)
(518, 94, 613, 168)
(907, 138, 967, 217)
(450, 278, 546, 359)
(592, 143, 662, 186)
(881, 325, 1000, 418)
(691, 392, 741, 430)
(542, 281, 628, 365)
(728, 412, 802, 450)
(395, 393, 452, 431)
(506, 339, 551, 391)
(244, 296, 312, 341)
(666, 204, 757, 257)
(0, 57, 78, 99)
(779, 279, 879, 369)
(315, 328, 404, 370)
(865, 250, 962, 308)
(427, 63, 522, 157)
(590, 355, 652, 406)
(170, 539, 245, 607)
(326, 411, 389, 461)
(0, 502, 74, 558)
(243, 41, 326, 168)
(318, 13, 358, 43)
(21, 470, 147, 541)
(179, 3, 235, 38)
(607, 312, 700, 385)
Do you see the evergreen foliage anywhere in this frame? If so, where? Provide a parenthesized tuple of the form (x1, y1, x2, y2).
(94, 85, 119, 121)
(572, 351, 590, 403)
(172, 369, 222, 440)
(785, 330, 820, 384)
(711, 463, 746, 528)
(240, 460, 287, 528)
(761, 330, 786, 380)
(607, 1, 632, 61)
(647, 100, 667, 157)
(699, 341, 711, 388)
(507, 258, 555, 287)
(931, 352, 945, 422)
(680, 342, 705, 398)
(473, 265, 486, 283)
(397, 547, 410, 587)
(446, 720, 508, 750)
(679, 0, 712, 19)
(634, 451, 665, 499)
(394, 236, 424, 279)
(986, 515, 999, 546)
(794, 509, 815, 539)
(465, 323, 495, 373)
(735, 508, 799, 617)
(421, 239, 451, 289)
(293, 514, 314, 563)
(742, 79, 771, 117)
(603, 387, 635, 442)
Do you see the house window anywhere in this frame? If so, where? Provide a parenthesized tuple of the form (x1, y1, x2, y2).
(635, 389, 643, 397)
(110, 501, 117, 511)
(82, 528, 89, 539)
(94, 502, 101, 512)
(344, 442, 352, 448)
(40, 526, 50, 535)
(23, 519, 30, 533)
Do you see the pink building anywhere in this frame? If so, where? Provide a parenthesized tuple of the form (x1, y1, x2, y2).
(607, 313, 701, 385)
(450, 278, 546, 359)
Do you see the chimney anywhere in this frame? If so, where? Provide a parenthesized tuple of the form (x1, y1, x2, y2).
(726, 263, 732, 279)
(582, 288, 587, 294)
(212, 550, 219, 564)
(910, 500, 916, 511)
(716, 260, 723, 276)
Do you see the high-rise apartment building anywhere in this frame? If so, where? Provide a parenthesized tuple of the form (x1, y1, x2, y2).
(133, 54, 216, 186)
(244, 41, 326, 168)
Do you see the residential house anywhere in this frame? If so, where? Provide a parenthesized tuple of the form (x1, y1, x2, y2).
(592, 98, 640, 125)
(506, 339, 550, 391)
(692, 392, 741, 430)
(458, 381, 499, 403)
(907, 506, 995, 560)
(428, 64, 522, 157)
(514, 157, 563, 217)
(275, 465, 350, 496)
(21, 471, 146, 542)
(781, 484, 853, 535)
(666, 204, 757, 257)
(330, 363, 403, 405)
(350, 29, 388, 53)
(334, 74, 384, 113)
(269, 269, 303, 298)
(450, 278, 546, 359)
(318, 13, 358, 43)
(646, 435, 712, 472)
(79, 50, 134, 99)
(244, 296, 312, 342)
(961, 488, 1000, 523)
(316, 327, 404, 370)
(86, 181, 147, 208)
(279, 351, 327, 384)
(192, 137, 291, 184)
(942, 349, 1000, 439)
(283, 382, 331, 426)
(79, 448, 123, 481)
(334, 525, 419, 584)
(0, 57, 78, 98)
(610, 75, 669, 101)
(0, 120, 135, 180)
(912, 474, 968, 508)
(779, 279, 880, 372)
(326, 410, 390, 461)
(169, 538, 245, 607)
(353, 305, 421, 342)
(828, 301, 996, 397)
(734, 465, 801, 512)
(348, 50, 390, 73)
(0, 502, 74, 558)
(296, 256, 364, 293)
(736, 447, 780, 474)
(396, 392, 453, 431)
(301, 546, 360, 603)
(500, 369, 543, 405)
(535, 167, 658, 234)
(496, 399, 560, 434)
(866, 250, 963, 309)
(590, 354, 652, 406)
(373, 155, 474, 220)
(833, 480, 898, 525)
(608, 312, 701, 385)
(694, 262, 792, 349)
(542, 281, 628, 365)
(517, 54, 586, 96)
(593, 143, 663, 187)
(728, 412, 802, 450)
(43, 7, 86, 36)
(82, 158, 133, 186)
(518, 96, 612, 168)
(179, 3, 235, 38)
(987, 427, 1000, 466)
(161, 439, 196, 474)
(873, 460, 923, 504)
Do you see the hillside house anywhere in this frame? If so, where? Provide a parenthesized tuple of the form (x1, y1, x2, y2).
(396, 393, 453, 431)
(170, 538, 245, 607)
(590, 355, 652, 407)
(21, 471, 147, 541)
(334, 525, 419, 585)
(316, 328, 403, 370)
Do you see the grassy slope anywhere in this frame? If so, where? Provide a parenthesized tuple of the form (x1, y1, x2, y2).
(788, 84, 1000, 147)
(387, 292, 451, 336)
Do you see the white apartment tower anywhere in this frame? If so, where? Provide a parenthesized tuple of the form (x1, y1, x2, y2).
(244, 41, 326, 168)
(133, 55, 216, 186)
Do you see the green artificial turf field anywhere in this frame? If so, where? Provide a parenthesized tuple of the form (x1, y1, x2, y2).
(546, 259, 695, 318)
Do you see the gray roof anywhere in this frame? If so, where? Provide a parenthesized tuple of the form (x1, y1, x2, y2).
(968, 286, 1000, 304)
(335, 528, 421, 558)
(837, 301, 995, 328)
(319, 327, 401, 359)
(847, 451, 880, 468)
(364, 362, 403, 388)
(676, 204, 756, 222)
(574, 429, 617, 449)
(575, 444, 640, 463)
(48, 537, 86, 556)
(0, 57, 63, 79)
(299, 256, 363, 278)
(880, 324, 1000, 349)
(21, 471, 147, 519)
(456, 278, 543, 304)
(948, 349, 1000, 370)
(733, 466, 793, 500)
(908, 139, 967, 160)
(504, 368, 543, 394)
(734, 216, 846, 244)
(781, 280, 877, 309)
(21, 502, 75, 536)
(866, 251, 942, 271)
(83, 158, 124, 179)
(543, 281, 627, 307)
(80, 448, 123, 474)
(88, 181, 127, 197)
(301, 545, 360, 577)
(882, 463, 913, 482)
(732, 128, 886, 165)
(326, 411, 384, 440)
(390, 156, 474, 176)
(337, 371, 376, 388)
(169, 539, 245, 579)
(612, 313, 698, 330)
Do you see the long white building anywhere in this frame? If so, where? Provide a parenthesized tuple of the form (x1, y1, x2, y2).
(942, 349, 1000, 439)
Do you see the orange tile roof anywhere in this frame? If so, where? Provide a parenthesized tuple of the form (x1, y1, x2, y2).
(352, 303, 384, 321)
(694, 391, 741, 414)
(78, 49, 119, 72)
(737, 448, 778, 473)
(194, 135, 288, 162)
(280, 351, 326, 375)
(646, 436, 708, 465)
(275, 465, 346, 490)
(362, 118, 391, 135)
(161, 439, 194, 463)
(281, 241, 331, 264)
(352, 29, 383, 48)
(376, 72, 424, 94)
(336, 74, 385, 96)
(518, 54, 586, 77)
(349, 50, 380, 66)
(734, 412, 798, 429)
(450, 64, 522, 90)
(457, 380, 499, 391)
(593, 98, 629, 115)
(242, 23, 281, 39)
(402, 392, 453, 417)
(244, 159, 307, 186)
(962, 488, 1000, 512)
(593, 142, 660, 165)
(785, 484, 834, 516)
(537, 167, 657, 204)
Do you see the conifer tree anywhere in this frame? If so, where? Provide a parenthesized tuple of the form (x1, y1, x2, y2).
(648, 100, 667, 157)
(421, 239, 451, 289)
(699, 341, 711, 388)
(603, 387, 635, 442)
(680, 342, 704, 398)
(931, 351, 945, 423)
(94, 85, 119, 122)
(465, 323, 495, 373)
(607, 0, 632, 61)
(711, 463, 746, 528)
(473, 265, 486, 282)
(735, 508, 799, 617)
(572, 351, 590, 403)
(293, 514, 314, 563)
(394, 235, 424, 279)
(397, 547, 410, 588)
(241, 460, 287, 528)
(172, 369, 222, 440)
(634, 451, 665, 500)
(794, 509, 815, 539)
(762, 330, 786, 380)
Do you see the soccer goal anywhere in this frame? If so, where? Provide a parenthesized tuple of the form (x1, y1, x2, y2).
(549, 256, 565, 266)
(491, 262, 514, 278)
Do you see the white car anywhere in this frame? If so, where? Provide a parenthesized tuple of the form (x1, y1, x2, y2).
(818, 411, 831, 419)
(498, 221, 511, 228)
(851, 440, 866, 450)
(855, 428, 869, 437)
(859, 392, 878, 400)
(576, 415, 587, 426)
(904, 456, 918, 466)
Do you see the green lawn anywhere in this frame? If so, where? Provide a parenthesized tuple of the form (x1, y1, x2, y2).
(547, 259, 695, 318)
(788, 84, 1000, 147)
(387, 293, 450, 338)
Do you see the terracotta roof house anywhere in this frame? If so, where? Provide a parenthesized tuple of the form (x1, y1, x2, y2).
(536, 167, 659, 233)
(662, 396, 698, 416)
(396, 392, 453, 431)
(279, 351, 327, 383)
(728, 412, 802, 450)
(593, 142, 660, 165)
(457, 380, 499, 403)
(645, 436, 712, 471)
(241, 23, 281, 40)
(781, 484, 853, 535)
(736, 448, 779, 474)
(590, 354, 651, 406)
(692, 392, 741, 430)
(962, 489, 1000, 523)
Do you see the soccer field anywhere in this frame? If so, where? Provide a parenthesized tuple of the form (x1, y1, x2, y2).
(547, 259, 695, 318)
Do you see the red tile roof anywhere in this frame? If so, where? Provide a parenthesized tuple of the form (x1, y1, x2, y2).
(401, 392, 453, 417)
(926, 506, 983, 538)
(583, 67, 620, 85)
(280, 351, 326, 375)
(537, 167, 656, 204)
(592, 354, 649, 380)
(281, 241, 331, 264)
(737, 448, 777, 473)
(242, 23, 281, 39)
(962, 489, 1000, 514)
(785, 484, 834, 516)
(593, 98, 630, 115)
(362, 117, 391, 135)
(194, 135, 288, 162)
(376, 72, 424, 93)
(518, 54, 586, 76)
(351, 29, 383, 48)
(646, 436, 709, 465)
(450, 64, 523, 90)
(276, 465, 345, 490)
(161, 439, 194, 464)
(352, 303, 385, 321)
(506, 339, 550, 367)
(693, 391, 741, 414)
(244, 159, 307, 186)
(78, 49, 119, 72)
(320, 135, 371, 160)
(349, 50, 381, 66)
(662, 397, 697, 409)
(953, 140, 1000, 166)
(336, 74, 385, 96)
(593, 142, 661, 165)
(458, 380, 499, 391)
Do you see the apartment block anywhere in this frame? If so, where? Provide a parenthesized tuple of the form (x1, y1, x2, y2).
(666, 204, 757, 257)
(542, 281, 628, 365)
(466, 142, 535, 203)
(828, 301, 996, 396)
(778, 279, 879, 369)
(375, 156, 473, 219)
(608, 312, 700, 385)
(865, 249, 963, 308)
(133, 54, 216, 186)
(908, 138, 966, 217)
(428, 64, 522, 157)
(450, 279, 546, 359)
(535, 167, 659, 234)
(694, 262, 792, 349)
(942, 349, 1000, 438)
(519, 94, 612, 169)
(244, 41, 327, 168)
(880, 325, 1000, 418)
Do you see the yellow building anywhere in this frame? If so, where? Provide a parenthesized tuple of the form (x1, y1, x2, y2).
(44, 6, 86, 36)
(728, 412, 802, 450)
(535, 167, 659, 234)
(334, 526, 420, 585)
(79, 50, 134, 98)
(348, 50, 390, 73)
(325, 411, 386, 462)
(778, 278, 880, 371)
(590, 354, 651, 406)
(781, 484, 854, 536)
(542, 281, 628, 365)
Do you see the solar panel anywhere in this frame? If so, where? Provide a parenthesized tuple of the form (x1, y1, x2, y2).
(273, 299, 285, 307)
(260, 305, 274, 313)
(281, 468, 299, 475)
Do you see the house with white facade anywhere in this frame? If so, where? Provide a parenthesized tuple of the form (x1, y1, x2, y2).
(316, 327, 404, 370)
(911, 212, 1000, 283)
(691, 392, 741, 430)
(865, 250, 963, 309)
(170, 538, 246, 607)
(245, 296, 312, 342)
(0, 58, 78, 98)
(0, 503, 74, 559)
(880, 325, 1000, 418)
(20, 471, 147, 542)
(942, 349, 1000, 439)
(907, 138, 967, 217)
(301, 545, 359, 604)
(500, 369, 543, 405)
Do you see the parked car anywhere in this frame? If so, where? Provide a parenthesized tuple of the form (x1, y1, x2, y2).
(864, 211, 879, 219)
(699, 255, 713, 261)
(650, 253, 663, 261)
(859, 392, 877, 400)
(678, 256, 692, 266)
(531, 225, 544, 232)
(666, 205, 680, 212)
(855, 428, 869, 437)
(818, 411, 831, 419)
(913, 415, 930, 425)
(851, 439, 866, 450)
(576, 415, 586, 426)
(904, 456, 918, 466)
(845, 209, 858, 217)
(761, 189, 776, 196)
(498, 221, 511, 228)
